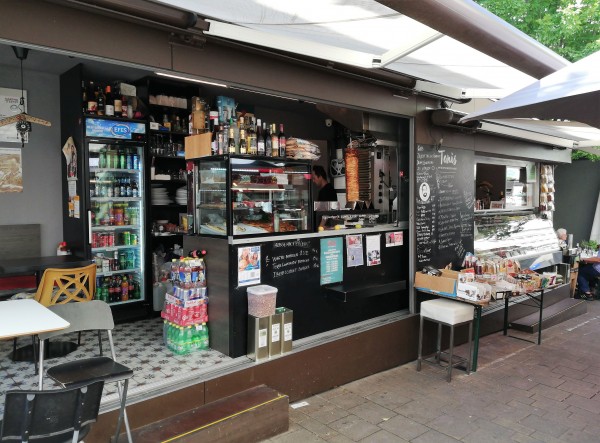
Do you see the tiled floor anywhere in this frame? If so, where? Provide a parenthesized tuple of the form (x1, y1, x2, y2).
(0, 316, 231, 417)
(266, 300, 600, 442)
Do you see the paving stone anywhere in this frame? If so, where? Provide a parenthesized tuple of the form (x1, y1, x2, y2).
(492, 416, 535, 436)
(510, 433, 546, 443)
(394, 398, 447, 424)
(518, 414, 570, 438)
(410, 429, 461, 443)
(358, 429, 409, 443)
(347, 400, 396, 425)
(328, 414, 380, 441)
(528, 383, 572, 402)
(557, 428, 600, 443)
(327, 392, 368, 410)
(378, 414, 429, 441)
(426, 413, 479, 440)
(298, 416, 342, 440)
(552, 365, 587, 380)
(564, 393, 600, 414)
(269, 427, 328, 443)
(365, 389, 412, 410)
(556, 377, 600, 398)
(307, 404, 351, 425)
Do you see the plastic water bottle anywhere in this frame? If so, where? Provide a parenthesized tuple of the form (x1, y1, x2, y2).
(170, 259, 179, 283)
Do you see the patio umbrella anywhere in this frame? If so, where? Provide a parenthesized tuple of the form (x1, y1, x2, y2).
(460, 50, 600, 129)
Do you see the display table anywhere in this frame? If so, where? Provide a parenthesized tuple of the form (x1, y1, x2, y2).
(503, 287, 554, 345)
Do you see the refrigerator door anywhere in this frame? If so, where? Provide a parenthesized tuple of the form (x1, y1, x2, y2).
(88, 138, 145, 305)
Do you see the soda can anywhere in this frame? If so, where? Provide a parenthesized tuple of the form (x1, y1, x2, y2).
(108, 233, 115, 246)
(131, 233, 138, 245)
(123, 231, 131, 246)
(102, 258, 110, 273)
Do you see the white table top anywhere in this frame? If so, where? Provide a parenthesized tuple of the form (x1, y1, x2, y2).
(0, 299, 70, 339)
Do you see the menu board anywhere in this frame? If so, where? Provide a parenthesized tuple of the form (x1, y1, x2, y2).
(415, 144, 474, 270)
(263, 239, 320, 283)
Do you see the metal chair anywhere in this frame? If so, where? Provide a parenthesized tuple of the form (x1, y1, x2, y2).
(0, 380, 105, 443)
(37, 300, 134, 443)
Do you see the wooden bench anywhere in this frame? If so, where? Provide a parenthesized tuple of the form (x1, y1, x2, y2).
(127, 385, 289, 443)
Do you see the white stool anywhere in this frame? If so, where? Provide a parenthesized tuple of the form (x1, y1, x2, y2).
(417, 298, 474, 382)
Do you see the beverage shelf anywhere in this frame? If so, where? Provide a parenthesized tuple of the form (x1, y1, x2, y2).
(91, 167, 141, 173)
(106, 298, 143, 306)
(97, 267, 141, 277)
(91, 197, 142, 202)
(92, 245, 140, 253)
(92, 225, 139, 231)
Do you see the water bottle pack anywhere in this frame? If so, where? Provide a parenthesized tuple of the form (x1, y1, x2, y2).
(163, 321, 209, 355)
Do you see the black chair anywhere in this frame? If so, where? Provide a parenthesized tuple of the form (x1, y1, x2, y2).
(37, 301, 133, 443)
(0, 380, 104, 443)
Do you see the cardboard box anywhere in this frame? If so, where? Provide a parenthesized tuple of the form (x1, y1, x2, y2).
(185, 132, 212, 159)
(414, 269, 458, 296)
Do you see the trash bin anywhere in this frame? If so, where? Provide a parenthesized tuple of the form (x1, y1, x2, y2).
(268, 311, 282, 356)
(247, 314, 269, 361)
(277, 307, 293, 354)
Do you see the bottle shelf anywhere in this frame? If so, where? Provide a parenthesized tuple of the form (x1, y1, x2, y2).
(83, 114, 146, 124)
(106, 298, 143, 306)
(92, 245, 140, 253)
(91, 197, 142, 202)
(91, 168, 141, 173)
(92, 225, 139, 231)
(150, 129, 189, 136)
(97, 267, 141, 277)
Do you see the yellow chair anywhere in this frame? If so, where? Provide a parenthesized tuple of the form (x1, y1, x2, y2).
(34, 263, 96, 306)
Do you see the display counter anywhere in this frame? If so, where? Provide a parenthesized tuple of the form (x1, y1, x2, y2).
(184, 222, 409, 357)
(474, 211, 562, 270)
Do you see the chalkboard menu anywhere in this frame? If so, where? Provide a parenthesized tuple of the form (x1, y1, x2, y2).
(415, 144, 474, 270)
(263, 238, 320, 285)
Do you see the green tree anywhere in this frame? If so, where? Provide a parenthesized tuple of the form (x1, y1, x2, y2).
(475, 0, 600, 62)
(476, 0, 600, 160)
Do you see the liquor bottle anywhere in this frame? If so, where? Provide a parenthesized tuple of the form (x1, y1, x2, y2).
(264, 122, 272, 157)
(239, 129, 247, 154)
(81, 80, 88, 115)
(227, 125, 236, 154)
(247, 119, 257, 155)
(210, 115, 219, 155)
(256, 119, 265, 156)
(97, 86, 105, 116)
(125, 149, 132, 169)
(278, 123, 286, 157)
(217, 125, 225, 155)
(271, 123, 279, 157)
(113, 85, 122, 116)
(104, 86, 114, 116)
(121, 95, 128, 118)
(87, 81, 97, 114)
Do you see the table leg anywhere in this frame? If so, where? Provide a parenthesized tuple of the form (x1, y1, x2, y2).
(503, 296, 509, 335)
(472, 306, 482, 372)
(538, 289, 544, 345)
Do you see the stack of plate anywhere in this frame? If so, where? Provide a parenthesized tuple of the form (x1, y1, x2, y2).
(175, 186, 187, 205)
(152, 185, 172, 205)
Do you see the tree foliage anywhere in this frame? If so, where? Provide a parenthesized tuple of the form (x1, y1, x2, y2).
(476, 0, 600, 161)
(475, 0, 600, 62)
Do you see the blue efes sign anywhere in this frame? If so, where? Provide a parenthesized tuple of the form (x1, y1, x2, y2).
(111, 124, 131, 137)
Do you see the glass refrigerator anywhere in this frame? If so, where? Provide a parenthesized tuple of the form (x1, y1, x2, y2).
(79, 118, 147, 306)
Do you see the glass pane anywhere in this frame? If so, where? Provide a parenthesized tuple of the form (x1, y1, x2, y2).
(89, 142, 145, 303)
(231, 158, 311, 235)
(196, 160, 227, 236)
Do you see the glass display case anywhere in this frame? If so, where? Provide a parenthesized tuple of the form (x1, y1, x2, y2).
(192, 155, 313, 236)
(474, 212, 562, 269)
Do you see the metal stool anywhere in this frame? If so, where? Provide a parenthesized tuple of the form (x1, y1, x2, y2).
(417, 298, 474, 382)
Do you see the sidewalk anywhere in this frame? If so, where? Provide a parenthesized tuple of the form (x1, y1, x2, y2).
(266, 300, 600, 442)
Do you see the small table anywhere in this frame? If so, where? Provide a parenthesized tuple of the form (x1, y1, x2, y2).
(0, 299, 70, 339)
(416, 288, 488, 372)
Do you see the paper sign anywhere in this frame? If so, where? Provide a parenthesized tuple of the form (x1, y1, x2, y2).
(320, 237, 343, 285)
(366, 234, 381, 266)
(346, 234, 364, 267)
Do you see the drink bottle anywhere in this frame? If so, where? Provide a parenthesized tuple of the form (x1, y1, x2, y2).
(104, 85, 114, 116)
(271, 123, 279, 157)
(264, 122, 271, 156)
(278, 123, 286, 157)
(256, 119, 264, 155)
